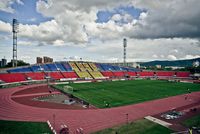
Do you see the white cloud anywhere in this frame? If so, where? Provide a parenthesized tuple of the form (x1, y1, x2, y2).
(173, 49, 178, 53)
(2, 0, 200, 45)
(131, 0, 200, 39)
(0, 0, 200, 63)
(0, 0, 23, 13)
(21, 55, 31, 60)
(18, 20, 63, 44)
(111, 13, 133, 23)
(36, 0, 130, 15)
(53, 39, 65, 46)
(111, 14, 121, 21)
(35, 0, 139, 43)
(184, 55, 200, 59)
(68, 56, 81, 61)
(139, 12, 148, 20)
(152, 54, 158, 58)
(100, 57, 120, 63)
(16, 0, 23, 5)
(0, 20, 12, 33)
(86, 38, 200, 62)
(18, 41, 33, 46)
(160, 55, 165, 58)
(167, 55, 177, 60)
(0, 0, 14, 13)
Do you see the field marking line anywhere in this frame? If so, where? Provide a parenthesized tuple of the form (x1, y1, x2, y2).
(47, 120, 57, 134)
(145, 116, 172, 128)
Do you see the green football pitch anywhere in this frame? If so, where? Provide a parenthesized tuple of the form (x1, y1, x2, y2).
(55, 80, 200, 108)
(93, 119, 173, 134)
(0, 120, 52, 134)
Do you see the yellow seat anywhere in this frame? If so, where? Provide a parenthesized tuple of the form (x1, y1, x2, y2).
(89, 71, 104, 79)
(76, 71, 92, 79)
(69, 62, 80, 72)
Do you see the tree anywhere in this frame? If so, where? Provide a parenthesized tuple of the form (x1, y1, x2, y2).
(5, 60, 30, 68)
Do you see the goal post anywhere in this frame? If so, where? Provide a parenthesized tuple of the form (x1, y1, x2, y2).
(63, 85, 74, 93)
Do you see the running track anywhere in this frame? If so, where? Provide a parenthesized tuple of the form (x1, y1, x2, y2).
(0, 84, 200, 134)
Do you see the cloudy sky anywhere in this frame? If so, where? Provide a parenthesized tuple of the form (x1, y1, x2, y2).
(0, 0, 200, 64)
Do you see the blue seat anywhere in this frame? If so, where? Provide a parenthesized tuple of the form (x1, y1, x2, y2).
(127, 67, 141, 72)
(120, 67, 128, 71)
(40, 64, 51, 71)
(111, 65, 121, 71)
(95, 63, 105, 71)
(8, 67, 32, 73)
(46, 64, 57, 71)
(62, 63, 73, 71)
(100, 64, 115, 71)
(31, 65, 42, 72)
(55, 63, 67, 71)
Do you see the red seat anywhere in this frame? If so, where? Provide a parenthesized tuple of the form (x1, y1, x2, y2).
(127, 72, 137, 76)
(26, 72, 45, 80)
(176, 72, 190, 77)
(62, 72, 79, 78)
(0, 73, 26, 83)
(138, 71, 154, 77)
(112, 71, 124, 77)
(156, 71, 175, 77)
(49, 72, 64, 80)
(101, 71, 115, 78)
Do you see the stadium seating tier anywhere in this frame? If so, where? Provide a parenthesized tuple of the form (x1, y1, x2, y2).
(62, 72, 79, 78)
(26, 72, 45, 80)
(101, 71, 115, 78)
(176, 72, 190, 78)
(0, 61, 190, 83)
(0, 73, 26, 83)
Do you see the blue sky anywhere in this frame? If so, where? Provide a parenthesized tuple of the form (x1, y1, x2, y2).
(0, 0, 52, 25)
(96, 6, 143, 23)
(0, 0, 199, 64)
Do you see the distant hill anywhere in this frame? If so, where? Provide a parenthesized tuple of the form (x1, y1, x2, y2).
(140, 58, 200, 67)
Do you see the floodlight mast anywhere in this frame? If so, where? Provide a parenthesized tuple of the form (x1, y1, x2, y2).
(12, 19, 19, 67)
(123, 38, 127, 66)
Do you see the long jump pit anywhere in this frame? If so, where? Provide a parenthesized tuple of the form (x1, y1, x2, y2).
(11, 85, 95, 110)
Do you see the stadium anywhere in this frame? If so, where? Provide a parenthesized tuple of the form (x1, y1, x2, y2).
(0, 61, 200, 134)
(0, 1, 200, 134)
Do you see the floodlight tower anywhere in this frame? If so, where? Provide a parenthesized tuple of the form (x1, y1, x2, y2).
(12, 19, 19, 67)
(123, 38, 127, 66)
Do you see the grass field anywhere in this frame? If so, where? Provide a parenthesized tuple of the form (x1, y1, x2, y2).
(55, 80, 200, 108)
(93, 119, 173, 134)
(182, 115, 200, 128)
(0, 120, 52, 134)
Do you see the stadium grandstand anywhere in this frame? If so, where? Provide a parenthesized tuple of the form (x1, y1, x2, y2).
(0, 61, 192, 84)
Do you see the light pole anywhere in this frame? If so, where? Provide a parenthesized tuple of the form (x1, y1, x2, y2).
(12, 19, 19, 67)
(123, 38, 127, 67)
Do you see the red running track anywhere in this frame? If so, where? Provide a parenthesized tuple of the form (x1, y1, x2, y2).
(0, 84, 200, 134)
